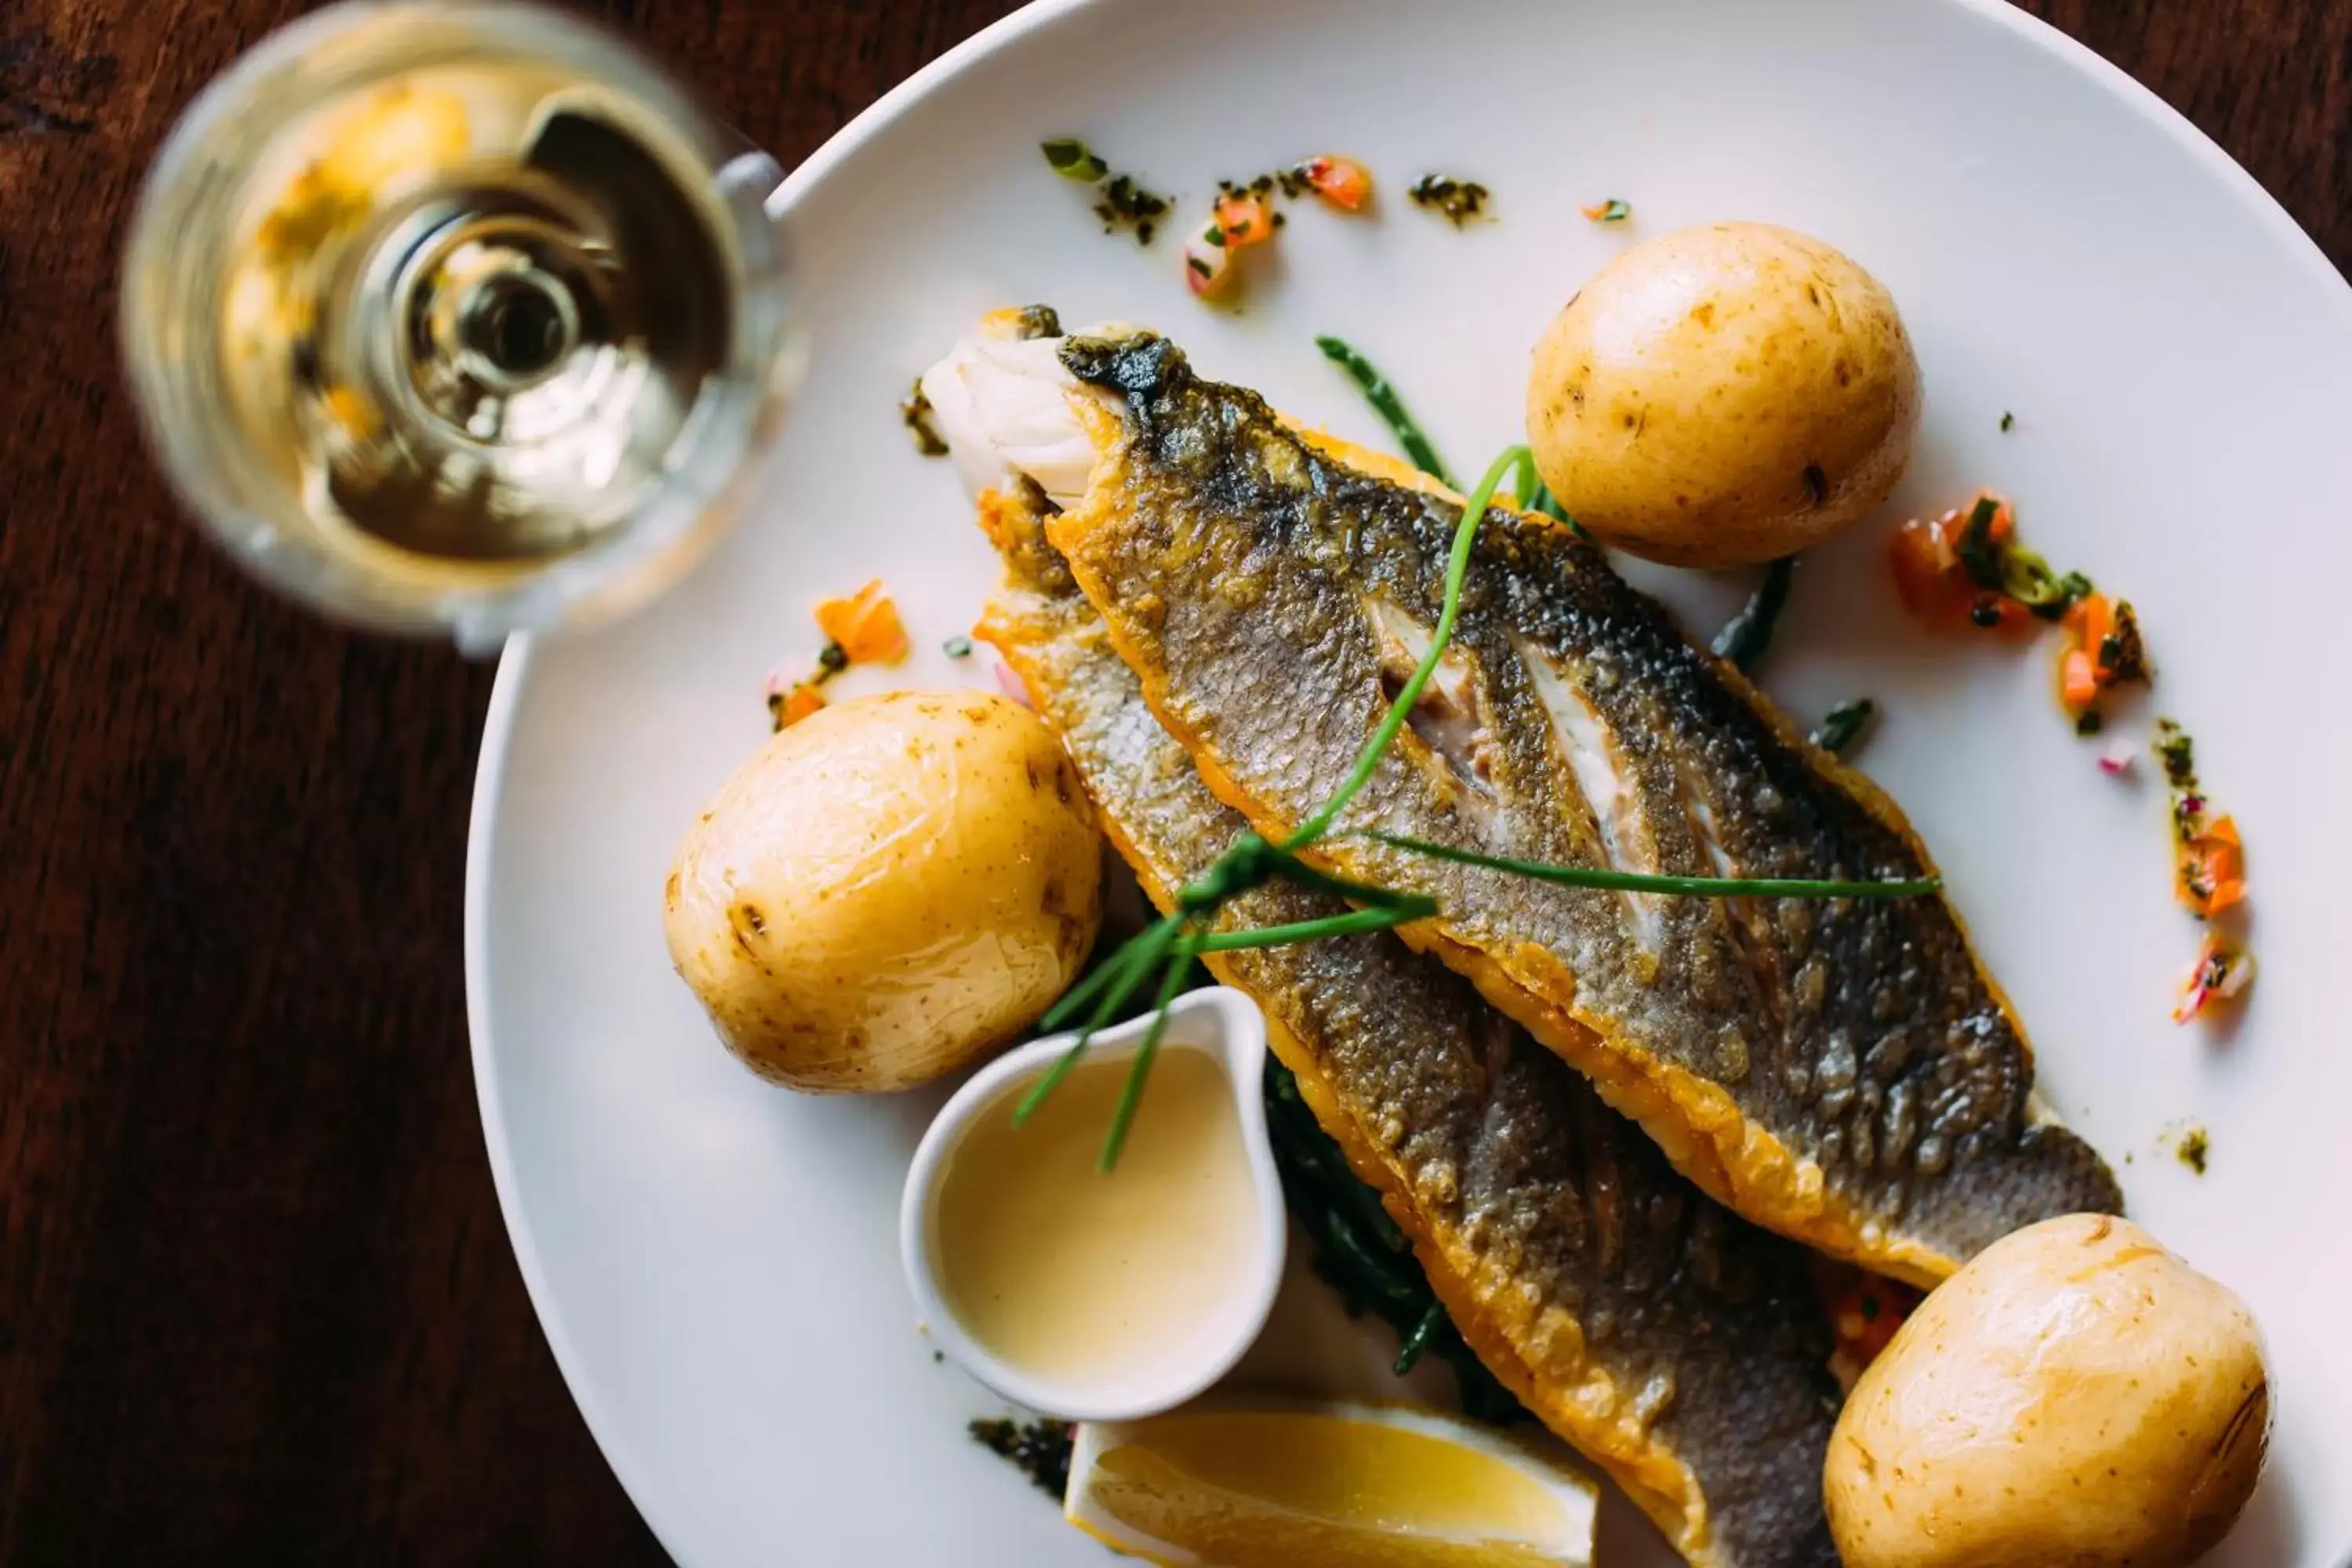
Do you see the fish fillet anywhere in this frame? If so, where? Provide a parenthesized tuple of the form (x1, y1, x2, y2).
(931, 325, 2120, 1286)
(977, 487, 1841, 1568)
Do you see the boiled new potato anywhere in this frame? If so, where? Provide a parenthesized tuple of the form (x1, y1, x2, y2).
(1526, 222, 1921, 567)
(1826, 1214, 2269, 1568)
(666, 690, 1102, 1093)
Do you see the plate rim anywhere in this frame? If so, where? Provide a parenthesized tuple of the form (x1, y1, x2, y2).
(462, 0, 2352, 1559)
(463, 7, 1102, 1553)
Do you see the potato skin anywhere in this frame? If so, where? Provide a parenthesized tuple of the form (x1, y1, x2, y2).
(664, 691, 1101, 1093)
(1826, 1214, 2270, 1568)
(1527, 222, 1921, 567)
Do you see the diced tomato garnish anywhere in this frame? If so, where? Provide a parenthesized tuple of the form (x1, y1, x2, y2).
(814, 579, 909, 664)
(1831, 1278, 1918, 1372)
(1889, 492, 2035, 634)
(1976, 500, 2013, 554)
(1297, 154, 1373, 212)
(2058, 595, 2110, 708)
(2056, 593, 2145, 713)
(2177, 814, 2247, 917)
(1888, 517, 1956, 617)
(771, 683, 826, 730)
(2063, 593, 2115, 644)
(2059, 648, 2100, 710)
(1213, 192, 1276, 249)
(2174, 932, 2256, 1025)
(1184, 219, 1237, 298)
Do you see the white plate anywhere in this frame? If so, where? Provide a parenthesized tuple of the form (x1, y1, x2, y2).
(466, 0, 2352, 1561)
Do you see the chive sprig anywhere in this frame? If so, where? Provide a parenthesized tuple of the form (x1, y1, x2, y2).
(1021, 444, 1939, 1169)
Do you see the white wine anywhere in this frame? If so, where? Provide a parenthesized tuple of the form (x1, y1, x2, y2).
(124, 3, 797, 646)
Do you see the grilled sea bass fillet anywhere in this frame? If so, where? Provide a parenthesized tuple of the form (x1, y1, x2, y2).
(976, 489, 1840, 1568)
(924, 326, 2119, 1286)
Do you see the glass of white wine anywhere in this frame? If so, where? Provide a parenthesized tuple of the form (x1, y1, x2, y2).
(122, 1, 800, 650)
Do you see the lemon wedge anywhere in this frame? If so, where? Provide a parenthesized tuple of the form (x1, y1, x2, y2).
(1063, 1400, 1597, 1567)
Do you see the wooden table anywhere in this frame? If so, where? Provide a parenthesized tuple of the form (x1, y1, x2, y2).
(1, 1, 2344, 1559)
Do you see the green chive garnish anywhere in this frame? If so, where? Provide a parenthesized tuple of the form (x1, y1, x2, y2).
(1196, 900, 1438, 953)
(1095, 935, 1202, 1171)
(1016, 913, 1184, 1123)
(1288, 447, 1521, 848)
(1313, 335, 1457, 488)
(1955, 496, 2005, 590)
(1810, 698, 1877, 757)
(1030, 440, 1938, 1166)
(1363, 832, 1939, 900)
(1712, 557, 1796, 673)
(1041, 138, 1107, 182)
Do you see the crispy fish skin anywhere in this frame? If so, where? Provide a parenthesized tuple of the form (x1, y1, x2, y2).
(1044, 330, 2120, 1286)
(977, 488, 1841, 1568)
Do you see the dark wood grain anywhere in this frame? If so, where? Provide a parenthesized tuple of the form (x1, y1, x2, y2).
(0, 2, 2342, 1563)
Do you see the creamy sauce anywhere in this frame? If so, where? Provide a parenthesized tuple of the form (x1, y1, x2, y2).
(932, 1047, 1258, 1391)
